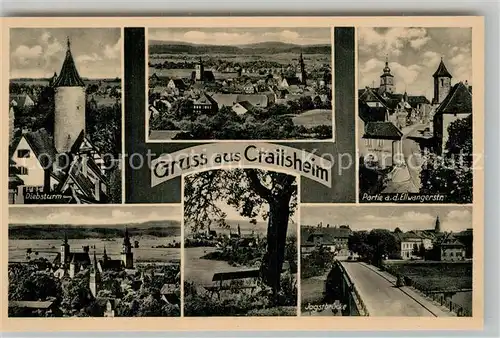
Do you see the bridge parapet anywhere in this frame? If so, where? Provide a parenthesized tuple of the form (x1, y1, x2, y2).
(335, 260, 369, 316)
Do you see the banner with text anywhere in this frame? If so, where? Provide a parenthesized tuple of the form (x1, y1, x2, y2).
(151, 143, 333, 188)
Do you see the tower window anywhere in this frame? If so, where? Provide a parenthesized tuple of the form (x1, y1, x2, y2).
(441, 79, 444, 86)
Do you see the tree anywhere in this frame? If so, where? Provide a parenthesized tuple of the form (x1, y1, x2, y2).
(9, 264, 62, 302)
(313, 96, 323, 109)
(367, 229, 399, 265)
(420, 115, 472, 203)
(184, 169, 297, 302)
(445, 115, 473, 161)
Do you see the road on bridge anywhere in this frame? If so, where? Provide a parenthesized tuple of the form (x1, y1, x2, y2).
(341, 262, 452, 317)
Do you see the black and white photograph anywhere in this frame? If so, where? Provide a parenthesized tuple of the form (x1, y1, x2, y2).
(147, 28, 333, 141)
(300, 205, 473, 317)
(183, 169, 298, 316)
(8, 206, 181, 317)
(357, 28, 473, 203)
(8, 28, 122, 204)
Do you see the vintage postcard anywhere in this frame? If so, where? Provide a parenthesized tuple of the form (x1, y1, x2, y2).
(1, 16, 484, 332)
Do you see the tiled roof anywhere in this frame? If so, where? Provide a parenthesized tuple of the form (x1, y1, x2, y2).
(364, 122, 403, 139)
(435, 82, 472, 115)
(70, 252, 91, 265)
(359, 87, 388, 106)
(23, 129, 57, 168)
(53, 40, 85, 87)
(194, 93, 218, 106)
(433, 59, 453, 78)
(235, 100, 254, 111)
(170, 79, 186, 89)
(10, 94, 34, 107)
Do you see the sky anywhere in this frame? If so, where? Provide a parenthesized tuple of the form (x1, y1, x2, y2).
(301, 205, 472, 233)
(148, 27, 331, 46)
(358, 27, 472, 100)
(10, 28, 121, 79)
(9, 206, 181, 225)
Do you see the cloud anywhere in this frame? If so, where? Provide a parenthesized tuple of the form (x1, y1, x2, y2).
(358, 58, 422, 92)
(423, 51, 441, 67)
(359, 27, 430, 57)
(11, 29, 122, 79)
(149, 28, 329, 46)
(12, 45, 43, 64)
(10, 207, 181, 225)
(76, 52, 102, 63)
(410, 36, 431, 49)
(446, 210, 472, 221)
(103, 36, 121, 59)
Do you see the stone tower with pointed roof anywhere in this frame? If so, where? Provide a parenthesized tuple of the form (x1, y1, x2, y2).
(380, 57, 394, 94)
(433, 57, 452, 105)
(53, 37, 86, 153)
(121, 228, 134, 269)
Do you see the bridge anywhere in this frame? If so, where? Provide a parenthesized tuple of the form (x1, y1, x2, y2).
(333, 261, 457, 317)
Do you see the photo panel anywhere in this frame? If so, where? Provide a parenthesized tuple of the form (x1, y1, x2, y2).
(8, 27, 123, 205)
(125, 27, 356, 204)
(357, 27, 473, 204)
(300, 205, 473, 317)
(8, 205, 181, 317)
(182, 168, 299, 316)
(146, 27, 333, 142)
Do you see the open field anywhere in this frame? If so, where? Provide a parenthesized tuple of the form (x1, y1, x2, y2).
(184, 246, 253, 285)
(291, 109, 333, 129)
(149, 52, 330, 64)
(184, 220, 297, 237)
(9, 236, 181, 263)
(383, 261, 472, 291)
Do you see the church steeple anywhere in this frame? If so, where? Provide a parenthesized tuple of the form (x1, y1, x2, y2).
(299, 52, 306, 85)
(89, 250, 101, 298)
(434, 215, 441, 233)
(53, 37, 85, 87)
(121, 227, 134, 269)
(380, 56, 394, 94)
(103, 246, 109, 261)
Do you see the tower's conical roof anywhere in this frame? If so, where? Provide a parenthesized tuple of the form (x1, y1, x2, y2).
(433, 58, 452, 78)
(53, 37, 85, 87)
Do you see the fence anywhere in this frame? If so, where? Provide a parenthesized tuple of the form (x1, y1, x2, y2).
(382, 264, 472, 317)
(336, 261, 369, 316)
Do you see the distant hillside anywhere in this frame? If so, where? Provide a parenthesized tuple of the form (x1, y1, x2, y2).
(10, 77, 121, 83)
(148, 40, 330, 55)
(9, 220, 181, 240)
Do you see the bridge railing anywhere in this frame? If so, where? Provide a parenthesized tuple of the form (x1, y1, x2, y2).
(336, 261, 369, 316)
(382, 264, 472, 317)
